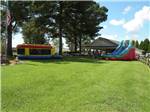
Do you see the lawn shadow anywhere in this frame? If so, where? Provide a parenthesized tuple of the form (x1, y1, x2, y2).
(63, 56, 105, 64)
(26, 59, 68, 64)
(26, 56, 106, 64)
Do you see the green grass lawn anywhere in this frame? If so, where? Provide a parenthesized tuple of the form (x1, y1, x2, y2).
(1, 57, 150, 112)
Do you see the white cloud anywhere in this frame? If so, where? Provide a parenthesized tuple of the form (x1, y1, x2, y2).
(101, 34, 118, 40)
(109, 19, 125, 26)
(123, 6, 131, 14)
(123, 6, 150, 33)
(124, 35, 137, 40)
(124, 34, 138, 40)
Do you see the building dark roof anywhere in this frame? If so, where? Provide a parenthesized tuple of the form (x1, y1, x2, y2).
(82, 37, 119, 50)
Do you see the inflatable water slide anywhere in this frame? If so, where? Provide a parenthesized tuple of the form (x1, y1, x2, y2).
(100, 40, 136, 60)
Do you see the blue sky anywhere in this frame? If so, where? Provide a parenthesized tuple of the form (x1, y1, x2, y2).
(96, 0, 150, 41)
(12, 0, 150, 47)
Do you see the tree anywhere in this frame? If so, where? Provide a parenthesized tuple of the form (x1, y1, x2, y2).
(148, 43, 150, 53)
(1, 1, 32, 57)
(139, 39, 150, 53)
(139, 41, 144, 49)
(77, 3, 108, 53)
(143, 38, 149, 53)
(22, 19, 47, 44)
(135, 40, 139, 48)
(22, 1, 64, 55)
(131, 40, 136, 47)
(21, 1, 58, 44)
(58, 1, 63, 55)
(63, 1, 108, 53)
(5, 1, 108, 56)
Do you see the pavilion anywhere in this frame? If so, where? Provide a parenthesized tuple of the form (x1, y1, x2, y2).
(82, 37, 119, 54)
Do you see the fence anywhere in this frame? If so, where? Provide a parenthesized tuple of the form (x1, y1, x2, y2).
(139, 55, 150, 67)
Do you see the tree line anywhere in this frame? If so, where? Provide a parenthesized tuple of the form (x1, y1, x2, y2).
(132, 38, 150, 53)
(1, 1, 108, 57)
